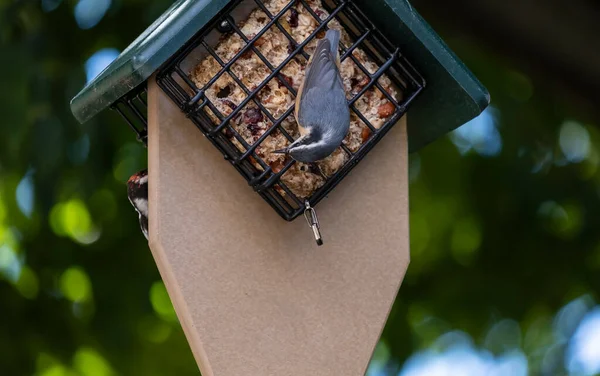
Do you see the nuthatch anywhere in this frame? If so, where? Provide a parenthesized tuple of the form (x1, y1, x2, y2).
(273, 29, 350, 163)
(127, 169, 149, 240)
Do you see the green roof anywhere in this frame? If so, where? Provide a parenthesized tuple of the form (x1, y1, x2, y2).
(70, 0, 230, 124)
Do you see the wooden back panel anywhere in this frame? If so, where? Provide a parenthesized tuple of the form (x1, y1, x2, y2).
(147, 78, 409, 376)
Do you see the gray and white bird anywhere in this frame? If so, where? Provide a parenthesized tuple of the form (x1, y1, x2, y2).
(273, 29, 350, 163)
(127, 169, 149, 240)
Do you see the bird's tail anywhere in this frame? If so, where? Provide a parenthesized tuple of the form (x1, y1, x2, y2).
(325, 29, 340, 60)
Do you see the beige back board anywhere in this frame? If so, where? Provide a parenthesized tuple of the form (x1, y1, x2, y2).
(147, 78, 410, 376)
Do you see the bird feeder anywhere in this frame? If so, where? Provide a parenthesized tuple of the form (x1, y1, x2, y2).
(71, 0, 489, 375)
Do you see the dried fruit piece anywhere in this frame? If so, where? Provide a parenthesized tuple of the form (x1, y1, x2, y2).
(361, 127, 371, 143)
(240, 49, 253, 59)
(377, 102, 395, 118)
(289, 8, 299, 28)
(254, 36, 266, 47)
(244, 107, 264, 125)
(270, 159, 285, 173)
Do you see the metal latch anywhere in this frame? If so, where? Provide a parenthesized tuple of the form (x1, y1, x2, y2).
(304, 200, 323, 246)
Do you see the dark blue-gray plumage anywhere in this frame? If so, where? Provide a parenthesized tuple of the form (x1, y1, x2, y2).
(273, 29, 350, 163)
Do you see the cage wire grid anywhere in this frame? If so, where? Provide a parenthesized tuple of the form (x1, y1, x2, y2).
(114, 0, 425, 221)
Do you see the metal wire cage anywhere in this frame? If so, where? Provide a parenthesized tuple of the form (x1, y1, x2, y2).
(115, 0, 425, 221)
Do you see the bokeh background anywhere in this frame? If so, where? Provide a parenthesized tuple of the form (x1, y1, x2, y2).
(2, 0, 600, 375)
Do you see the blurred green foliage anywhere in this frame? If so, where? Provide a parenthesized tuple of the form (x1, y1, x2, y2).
(1, 0, 600, 375)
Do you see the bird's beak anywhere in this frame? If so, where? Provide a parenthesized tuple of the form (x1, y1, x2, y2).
(271, 148, 288, 155)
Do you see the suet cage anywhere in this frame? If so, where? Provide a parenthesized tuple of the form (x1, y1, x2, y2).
(72, 0, 489, 222)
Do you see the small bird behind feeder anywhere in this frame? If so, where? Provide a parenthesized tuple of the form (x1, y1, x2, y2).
(127, 169, 149, 240)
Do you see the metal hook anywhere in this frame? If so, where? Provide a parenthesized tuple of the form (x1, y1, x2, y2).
(304, 200, 323, 246)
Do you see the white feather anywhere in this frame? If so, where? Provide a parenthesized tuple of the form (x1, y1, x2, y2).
(133, 197, 148, 217)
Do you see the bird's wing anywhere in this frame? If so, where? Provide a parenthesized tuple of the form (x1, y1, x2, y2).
(302, 38, 341, 98)
(295, 36, 343, 134)
(325, 29, 341, 69)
